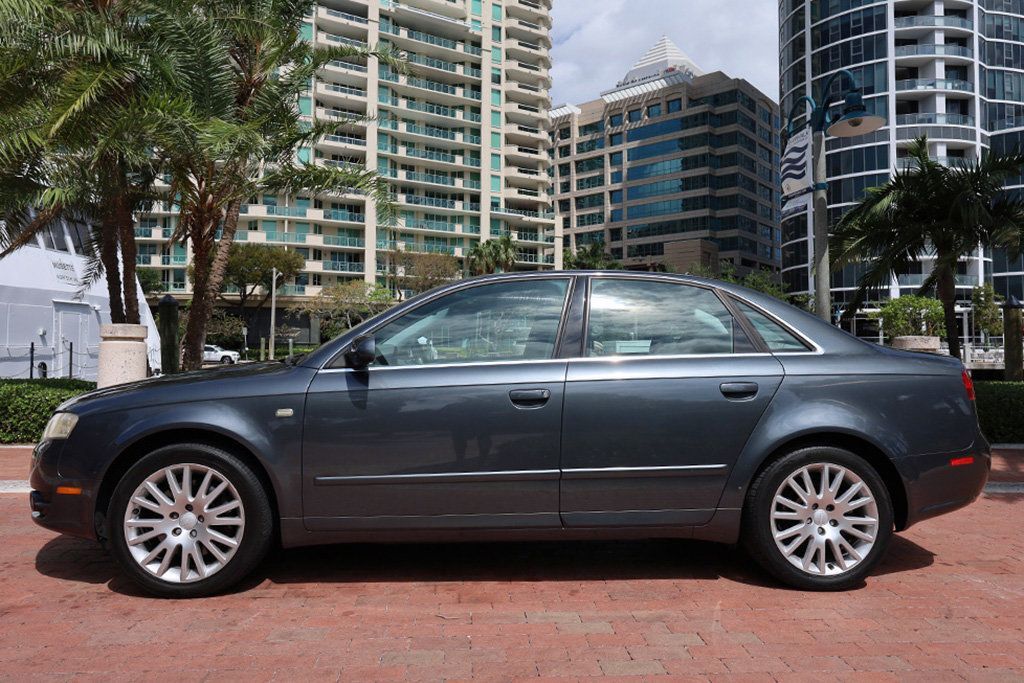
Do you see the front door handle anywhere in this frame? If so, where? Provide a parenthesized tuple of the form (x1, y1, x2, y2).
(720, 382, 759, 400)
(509, 388, 551, 408)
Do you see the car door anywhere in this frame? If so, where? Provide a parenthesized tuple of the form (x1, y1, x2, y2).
(302, 277, 573, 531)
(560, 276, 784, 527)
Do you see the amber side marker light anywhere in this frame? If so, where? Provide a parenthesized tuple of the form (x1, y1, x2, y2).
(950, 456, 975, 467)
(55, 486, 82, 495)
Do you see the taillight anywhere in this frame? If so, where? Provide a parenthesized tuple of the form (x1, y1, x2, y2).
(961, 368, 975, 401)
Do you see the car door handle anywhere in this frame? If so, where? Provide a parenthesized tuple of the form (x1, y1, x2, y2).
(720, 382, 759, 400)
(509, 388, 551, 408)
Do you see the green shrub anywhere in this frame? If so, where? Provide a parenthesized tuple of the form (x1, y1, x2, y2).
(872, 295, 945, 339)
(975, 381, 1024, 443)
(0, 379, 96, 444)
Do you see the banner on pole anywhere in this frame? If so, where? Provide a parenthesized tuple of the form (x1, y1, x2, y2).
(781, 127, 812, 197)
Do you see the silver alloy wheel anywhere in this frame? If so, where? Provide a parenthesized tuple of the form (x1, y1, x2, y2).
(770, 462, 879, 576)
(123, 463, 245, 583)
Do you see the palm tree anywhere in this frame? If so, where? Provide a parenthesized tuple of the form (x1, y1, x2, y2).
(563, 242, 622, 270)
(832, 136, 1024, 358)
(159, 0, 407, 369)
(0, 0, 173, 324)
(467, 235, 518, 275)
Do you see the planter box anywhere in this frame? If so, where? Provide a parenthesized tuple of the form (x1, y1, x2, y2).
(890, 335, 941, 353)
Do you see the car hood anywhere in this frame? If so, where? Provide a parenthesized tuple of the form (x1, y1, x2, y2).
(58, 362, 317, 416)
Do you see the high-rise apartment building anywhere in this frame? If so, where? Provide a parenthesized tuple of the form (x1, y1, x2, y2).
(780, 0, 1024, 328)
(137, 0, 558, 308)
(551, 38, 781, 274)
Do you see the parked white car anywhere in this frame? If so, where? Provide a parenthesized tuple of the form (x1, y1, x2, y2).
(203, 345, 240, 364)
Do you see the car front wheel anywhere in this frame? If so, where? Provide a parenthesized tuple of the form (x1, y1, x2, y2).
(742, 446, 893, 591)
(107, 443, 273, 598)
(220, 356, 234, 364)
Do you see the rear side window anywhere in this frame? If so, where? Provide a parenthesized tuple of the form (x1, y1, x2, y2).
(586, 279, 753, 356)
(733, 300, 810, 352)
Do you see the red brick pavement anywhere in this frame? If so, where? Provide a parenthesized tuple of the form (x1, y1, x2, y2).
(0, 448, 1022, 681)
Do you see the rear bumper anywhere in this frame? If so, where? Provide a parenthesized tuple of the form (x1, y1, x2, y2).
(29, 440, 97, 540)
(899, 439, 990, 529)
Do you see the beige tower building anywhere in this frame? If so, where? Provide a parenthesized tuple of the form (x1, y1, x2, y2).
(136, 0, 558, 319)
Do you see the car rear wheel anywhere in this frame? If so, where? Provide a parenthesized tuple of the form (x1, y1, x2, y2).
(742, 446, 893, 591)
(107, 443, 273, 598)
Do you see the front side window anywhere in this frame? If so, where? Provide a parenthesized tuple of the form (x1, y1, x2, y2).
(586, 279, 753, 357)
(371, 279, 569, 366)
(733, 300, 809, 352)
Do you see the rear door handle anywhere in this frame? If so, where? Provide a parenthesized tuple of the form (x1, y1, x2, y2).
(509, 388, 551, 408)
(720, 382, 759, 400)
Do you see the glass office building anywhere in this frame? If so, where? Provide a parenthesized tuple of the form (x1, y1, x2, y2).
(780, 0, 1024, 326)
(137, 0, 559, 302)
(551, 38, 781, 274)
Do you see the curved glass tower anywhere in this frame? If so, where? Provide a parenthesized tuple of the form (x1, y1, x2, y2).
(779, 0, 1024, 334)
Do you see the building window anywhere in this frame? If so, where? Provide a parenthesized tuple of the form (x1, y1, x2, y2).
(628, 109, 642, 122)
(609, 113, 623, 127)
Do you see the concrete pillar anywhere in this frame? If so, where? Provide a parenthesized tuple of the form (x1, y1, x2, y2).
(97, 324, 149, 388)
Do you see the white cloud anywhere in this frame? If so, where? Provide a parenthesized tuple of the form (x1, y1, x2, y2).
(549, 0, 779, 106)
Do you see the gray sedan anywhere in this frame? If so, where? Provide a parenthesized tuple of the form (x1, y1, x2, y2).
(30, 272, 990, 597)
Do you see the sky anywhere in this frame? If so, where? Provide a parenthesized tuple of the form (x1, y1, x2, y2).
(549, 0, 779, 106)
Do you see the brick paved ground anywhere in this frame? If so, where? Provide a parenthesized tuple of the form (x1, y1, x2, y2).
(0, 447, 1022, 681)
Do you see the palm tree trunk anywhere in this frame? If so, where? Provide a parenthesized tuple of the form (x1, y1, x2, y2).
(116, 196, 141, 325)
(100, 220, 126, 324)
(206, 198, 242, 298)
(180, 215, 213, 371)
(936, 264, 961, 359)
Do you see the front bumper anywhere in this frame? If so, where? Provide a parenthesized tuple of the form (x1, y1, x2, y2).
(29, 439, 97, 540)
(899, 439, 991, 529)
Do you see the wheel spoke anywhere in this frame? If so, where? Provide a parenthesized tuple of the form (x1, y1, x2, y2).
(828, 538, 848, 571)
(207, 500, 241, 517)
(127, 529, 164, 546)
(774, 494, 806, 513)
(774, 523, 805, 541)
(165, 468, 183, 500)
(131, 495, 162, 514)
(141, 538, 172, 566)
(143, 481, 174, 507)
(182, 465, 193, 501)
(206, 528, 239, 548)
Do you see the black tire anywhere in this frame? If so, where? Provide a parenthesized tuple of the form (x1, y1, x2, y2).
(741, 446, 894, 591)
(107, 443, 273, 598)
(220, 356, 234, 364)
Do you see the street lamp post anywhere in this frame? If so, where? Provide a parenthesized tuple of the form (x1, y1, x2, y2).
(784, 69, 886, 322)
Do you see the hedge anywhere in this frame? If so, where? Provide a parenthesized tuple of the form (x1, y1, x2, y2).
(0, 379, 96, 444)
(974, 381, 1024, 444)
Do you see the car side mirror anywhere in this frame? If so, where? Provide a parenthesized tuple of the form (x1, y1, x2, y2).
(345, 335, 375, 370)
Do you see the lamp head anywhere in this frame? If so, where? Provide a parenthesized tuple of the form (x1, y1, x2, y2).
(826, 91, 885, 138)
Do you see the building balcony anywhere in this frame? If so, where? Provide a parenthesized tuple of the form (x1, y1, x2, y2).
(379, 20, 481, 61)
(380, 120, 481, 148)
(502, 100, 546, 125)
(316, 6, 369, 32)
(895, 78, 973, 94)
(894, 44, 973, 60)
(379, 96, 482, 124)
(504, 60, 550, 86)
(894, 15, 973, 32)
(320, 133, 367, 153)
(381, 0, 473, 29)
(319, 31, 368, 50)
(322, 260, 365, 273)
(505, 79, 550, 104)
(320, 234, 366, 248)
(505, 123, 548, 145)
(322, 59, 368, 76)
(504, 38, 550, 64)
(379, 69, 482, 105)
(316, 81, 368, 106)
(895, 112, 974, 127)
(506, 18, 550, 45)
(507, 0, 549, 23)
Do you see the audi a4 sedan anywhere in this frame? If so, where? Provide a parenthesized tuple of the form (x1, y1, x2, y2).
(30, 272, 990, 597)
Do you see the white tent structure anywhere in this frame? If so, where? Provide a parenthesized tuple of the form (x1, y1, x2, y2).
(0, 219, 160, 381)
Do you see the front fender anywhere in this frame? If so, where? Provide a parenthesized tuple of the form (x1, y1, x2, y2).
(63, 395, 305, 519)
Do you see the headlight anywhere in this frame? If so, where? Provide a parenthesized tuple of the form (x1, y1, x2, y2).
(41, 413, 78, 441)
